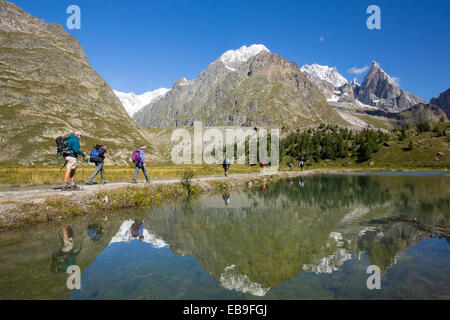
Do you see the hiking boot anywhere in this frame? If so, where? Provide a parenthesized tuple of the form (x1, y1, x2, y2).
(131, 181, 137, 184)
(85, 182, 93, 185)
(71, 185, 80, 191)
(61, 186, 71, 192)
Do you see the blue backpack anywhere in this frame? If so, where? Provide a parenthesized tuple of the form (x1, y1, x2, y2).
(90, 145, 101, 163)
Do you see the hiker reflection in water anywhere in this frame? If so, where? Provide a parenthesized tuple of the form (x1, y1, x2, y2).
(50, 225, 81, 273)
(131, 219, 145, 242)
(261, 183, 267, 194)
(223, 192, 230, 206)
(87, 224, 104, 242)
(299, 178, 304, 188)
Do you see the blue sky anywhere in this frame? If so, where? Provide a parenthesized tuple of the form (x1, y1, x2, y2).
(10, 0, 450, 100)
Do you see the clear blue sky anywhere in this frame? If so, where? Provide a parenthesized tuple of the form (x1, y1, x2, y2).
(10, 0, 450, 100)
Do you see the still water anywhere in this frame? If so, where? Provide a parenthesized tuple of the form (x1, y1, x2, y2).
(0, 172, 449, 299)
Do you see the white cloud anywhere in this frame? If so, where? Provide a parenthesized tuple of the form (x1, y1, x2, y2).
(319, 36, 325, 42)
(348, 66, 369, 74)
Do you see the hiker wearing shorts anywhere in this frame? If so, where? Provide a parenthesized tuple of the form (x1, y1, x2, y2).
(132, 146, 150, 183)
(62, 131, 86, 191)
(86, 145, 107, 185)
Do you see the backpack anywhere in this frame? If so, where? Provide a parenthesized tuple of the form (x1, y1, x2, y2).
(90, 145, 102, 163)
(132, 149, 141, 163)
(87, 224, 103, 241)
(131, 221, 141, 238)
(56, 136, 71, 158)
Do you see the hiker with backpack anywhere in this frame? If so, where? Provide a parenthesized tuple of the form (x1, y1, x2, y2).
(222, 157, 231, 177)
(132, 146, 150, 183)
(299, 160, 305, 172)
(86, 144, 107, 185)
(59, 131, 86, 191)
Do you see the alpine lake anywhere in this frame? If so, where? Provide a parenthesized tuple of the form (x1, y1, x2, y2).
(0, 172, 449, 300)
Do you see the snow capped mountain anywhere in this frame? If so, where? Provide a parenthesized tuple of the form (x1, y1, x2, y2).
(114, 88, 170, 117)
(109, 220, 168, 248)
(220, 44, 270, 71)
(300, 63, 348, 88)
(219, 265, 269, 296)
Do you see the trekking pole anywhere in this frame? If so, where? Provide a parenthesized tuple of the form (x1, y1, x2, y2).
(82, 155, 86, 188)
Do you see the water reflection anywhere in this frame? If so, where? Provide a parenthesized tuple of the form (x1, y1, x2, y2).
(50, 225, 81, 274)
(0, 173, 448, 299)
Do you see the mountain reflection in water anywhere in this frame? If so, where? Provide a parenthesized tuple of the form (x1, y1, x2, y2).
(0, 173, 448, 299)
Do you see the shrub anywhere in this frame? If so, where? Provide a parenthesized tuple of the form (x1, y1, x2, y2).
(416, 121, 431, 133)
(181, 169, 195, 196)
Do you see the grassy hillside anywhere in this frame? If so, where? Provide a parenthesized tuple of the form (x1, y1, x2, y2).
(280, 122, 450, 170)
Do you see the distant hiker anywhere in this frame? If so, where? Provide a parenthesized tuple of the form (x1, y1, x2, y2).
(131, 219, 145, 241)
(259, 160, 266, 171)
(86, 144, 107, 185)
(62, 131, 86, 191)
(299, 160, 305, 172)
(288, 161, 292, 171)
(132, 146, 150, 183)
(223, 157, 231, 177)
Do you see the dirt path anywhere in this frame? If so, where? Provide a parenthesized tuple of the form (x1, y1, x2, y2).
(0, 169, 316, 216)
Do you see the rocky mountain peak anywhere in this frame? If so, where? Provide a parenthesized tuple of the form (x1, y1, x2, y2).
(0, 0, 88, 63)
(0, 0, 151, 165)
(356, 61, 424, 112)
(430, 88, 450, 118)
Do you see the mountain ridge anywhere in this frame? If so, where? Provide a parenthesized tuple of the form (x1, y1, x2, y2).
(0, 0, 153, 165)
(134, 46, 349, 128)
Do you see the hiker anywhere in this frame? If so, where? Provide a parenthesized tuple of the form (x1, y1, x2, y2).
(299, 160, 305, 172)
(62, 131, 86, 191)
(288, 161, 292, 171)
(259, 160, 266, 171)
(223, 157, 231, 177)
(132, 146, 150, 183)
(86, 144, 107, 185)
(131, 219, 145, 242)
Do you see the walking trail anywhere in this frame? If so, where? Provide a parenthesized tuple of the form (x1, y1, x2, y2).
(0, 169, 317, 208)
